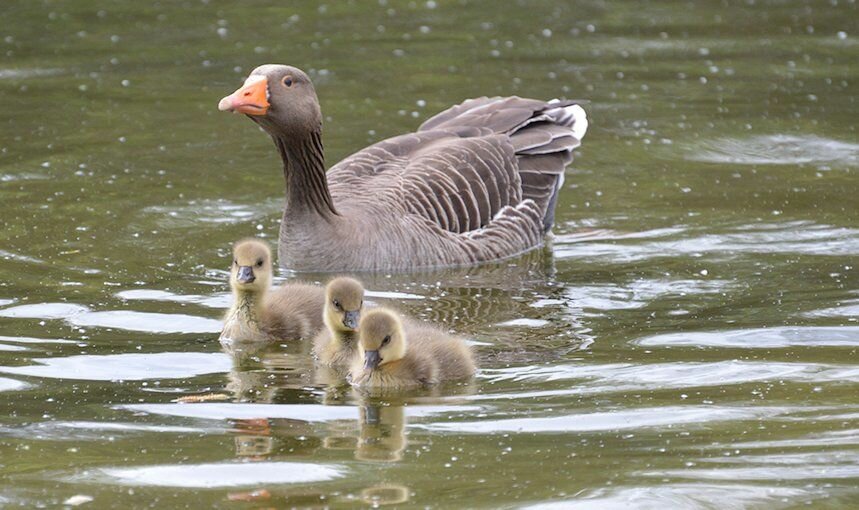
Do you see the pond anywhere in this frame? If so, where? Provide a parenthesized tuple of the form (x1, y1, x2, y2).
(1, 0, 857, 507)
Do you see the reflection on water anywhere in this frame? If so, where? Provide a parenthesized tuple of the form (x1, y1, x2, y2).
(92, 461, 346, 488)
(1, 0, 858, 507)
(0, 352, 231, 381)
(524, 484, 818, 510)
(686, 135, 859, 168)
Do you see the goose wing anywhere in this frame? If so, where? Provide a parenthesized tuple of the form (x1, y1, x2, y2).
(327, 96, 587, 234)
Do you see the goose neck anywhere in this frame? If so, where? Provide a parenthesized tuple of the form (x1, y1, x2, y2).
(231, 289, 264, 324)
(274, 130, 338, 219)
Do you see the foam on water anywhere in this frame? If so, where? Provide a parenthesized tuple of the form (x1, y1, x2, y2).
(0, 352, 231, 381)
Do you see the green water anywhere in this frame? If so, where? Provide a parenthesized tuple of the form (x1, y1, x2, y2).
(1, 0, 858, 507)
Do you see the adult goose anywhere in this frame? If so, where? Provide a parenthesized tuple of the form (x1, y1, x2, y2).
(218, 64, 587, 272)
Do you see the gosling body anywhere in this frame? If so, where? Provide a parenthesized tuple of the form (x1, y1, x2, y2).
(220, 239, 325, 342)
(350, 308, 475, 389)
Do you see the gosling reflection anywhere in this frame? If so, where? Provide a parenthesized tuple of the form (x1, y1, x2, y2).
(356, 404, 407, 462)
(361, 484, 411, 506)
(232, 419, 273, 460)
(222, 341, 331, 461)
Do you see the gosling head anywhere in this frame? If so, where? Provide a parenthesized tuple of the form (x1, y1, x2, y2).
(230, 239, 273, 294)
(218, 64, 321, 139)
(325, 277, 364, 333)
(358, 309, 406, 371)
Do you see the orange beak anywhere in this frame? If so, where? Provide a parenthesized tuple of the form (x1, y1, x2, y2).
(218, 76, 269, 115)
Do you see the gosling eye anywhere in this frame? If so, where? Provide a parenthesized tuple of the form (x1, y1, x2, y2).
(283, 76, 293, 87)
(256, 259, 263, 267)
(233, 259, 237, 266)
(333, 300, 342, 311)
(381, 335, 391, 346)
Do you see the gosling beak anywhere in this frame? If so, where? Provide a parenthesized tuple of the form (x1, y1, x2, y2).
(236, 266, 255, 284)
(218, 76, 269, 115)
(363, 350, 381, 370)
(342, 310, 360, 330)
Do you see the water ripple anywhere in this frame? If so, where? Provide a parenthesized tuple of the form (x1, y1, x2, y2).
(565, 279, 729, 315)
(0, 335, 77, 345)
(483, 360, 859, 388)
(89, 461, 345, 487)
(636, 326, 859, 348)
(115, 289, 231, 309)
(686, 135, 859, 167)
(119, 403, 479, 422)
(642, 451, 859, 481)
(416, 406, 794, 434)
(143, 198, 282, 229)
(0, 303, 89, 319)
(524, 484, 816, 510)
(0, 377, 27, 392)
(68, 311, 222, 334)
(555, 221, 859, 262)
(0, 352, 231, 381)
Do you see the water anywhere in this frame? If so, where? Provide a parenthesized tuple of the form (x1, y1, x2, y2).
(1, 0, 857, 507)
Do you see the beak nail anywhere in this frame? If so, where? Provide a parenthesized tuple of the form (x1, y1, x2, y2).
(236, 266, 255, 284)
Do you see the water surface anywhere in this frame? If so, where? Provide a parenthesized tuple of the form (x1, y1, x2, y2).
(1, 0, 857, 508)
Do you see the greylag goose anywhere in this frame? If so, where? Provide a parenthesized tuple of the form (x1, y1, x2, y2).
(218, 64, 587, 271)
(220, 238, 325, 342)
(349, 308, 475, 389)
(313, 277, 365, 368)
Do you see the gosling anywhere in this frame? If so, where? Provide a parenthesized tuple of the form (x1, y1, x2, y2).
(220, 239, 325, 342)
(350, 308, 475, 389)
(312, 277, 365, 368)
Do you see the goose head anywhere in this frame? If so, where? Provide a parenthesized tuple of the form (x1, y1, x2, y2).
(358, 309, 406, 370)
(218, 64, 321, 139)
(324, 277, 364, 332)
(230, 239, 273, 294)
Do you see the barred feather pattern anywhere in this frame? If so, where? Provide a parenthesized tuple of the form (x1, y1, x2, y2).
(277, 96, 587, 272)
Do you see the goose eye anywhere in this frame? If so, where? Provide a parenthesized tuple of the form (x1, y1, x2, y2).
(283, 76, 293, 87)
(333, 300, 342, 311)
(233, 260, 237, 266)
(256, 259, 263, 267)
(382, 335, 391, 346)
